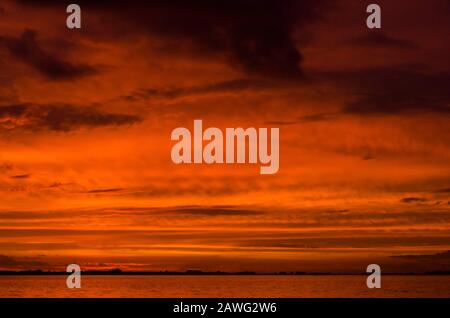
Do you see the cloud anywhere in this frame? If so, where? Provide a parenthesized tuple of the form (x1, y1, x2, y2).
(125, 78, 279, 101)
(392, 250, 450, 260)
(345, 69, 450, 115)
(0, 255, 20, 266)
(266, 112, 339, 125)
(0, 29, 97, 80)
(9, 174, 30, 179)
(0, 254, 47, 268)
(238, 237, 450, 249)
(2, 205, 449, 231)
(87, 188, 124, 194)
(349, 31, 419, 49)
(18, 0, 329, 78)
(400, 197, 428, 203)
(165, 206, 264, 216)
(0, 103, 142, 132)
(434, 188, 450, 193)
(316, 67, 450, 115)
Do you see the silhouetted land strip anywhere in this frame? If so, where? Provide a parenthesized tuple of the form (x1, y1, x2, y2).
(0, 269, 449, 276)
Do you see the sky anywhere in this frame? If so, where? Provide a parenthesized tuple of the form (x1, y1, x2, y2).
(0, 0, 449, 273)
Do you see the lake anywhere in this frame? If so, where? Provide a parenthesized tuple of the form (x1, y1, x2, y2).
(1, 275, 449, 298)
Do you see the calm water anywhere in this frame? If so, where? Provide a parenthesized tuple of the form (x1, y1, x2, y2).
(0, 275, 449, 298)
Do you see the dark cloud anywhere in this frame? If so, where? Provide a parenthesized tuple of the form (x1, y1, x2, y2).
(0, 103, 142, 132)
(434, 188, 450, 193)
(239, 237, 450, 249)
(316, 67, 450, 115)
(345, 69, 450, 115)
(9, 174, 30, 179)
(87, 188, 124, 194)
(0, 206, 263, 223)
(0, 255, 24, 266)
(125, 78, 279, 101)
(400, 197, 428, 203)
(362, 154, 374, 161)
(1, 206, 449, 229)
(0, 254, 47, 268)
(0, 29, 96, 80)
(295, 112, 338, 123)
(18, 0, 329, 78)
(349, 31, 419, 49)
(48, 182, 64, 188)
(392, 250, 450, 260)
(165, 206, 264, 217)
(266, 112, 338, 125)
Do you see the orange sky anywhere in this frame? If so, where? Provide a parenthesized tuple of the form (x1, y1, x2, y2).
(0, 0, 449, 273)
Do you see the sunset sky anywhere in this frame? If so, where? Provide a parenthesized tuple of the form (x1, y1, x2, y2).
(0, 0, 449, 273)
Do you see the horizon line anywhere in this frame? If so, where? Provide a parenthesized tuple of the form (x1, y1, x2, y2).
(1, 269, 450, 276)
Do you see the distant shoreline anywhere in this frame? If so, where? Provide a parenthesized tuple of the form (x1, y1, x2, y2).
(1, 270, 449, 276)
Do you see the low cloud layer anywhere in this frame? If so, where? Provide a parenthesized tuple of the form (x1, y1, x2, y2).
(0, 103, 141, 132)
